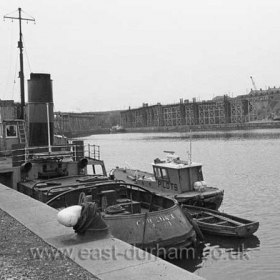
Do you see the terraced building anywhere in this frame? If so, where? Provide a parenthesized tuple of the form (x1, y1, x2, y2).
(120, 87, 280, 130)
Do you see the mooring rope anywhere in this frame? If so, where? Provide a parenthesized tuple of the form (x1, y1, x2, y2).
(73, 202, 108, 234)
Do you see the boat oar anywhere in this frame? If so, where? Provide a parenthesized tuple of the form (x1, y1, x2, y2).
(141, 192, 156, 248)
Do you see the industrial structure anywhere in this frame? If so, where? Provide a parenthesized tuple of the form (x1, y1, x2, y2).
(2, 87, 280, 139)
(54, 110, 121, 137)
(120, 87, 280, 130)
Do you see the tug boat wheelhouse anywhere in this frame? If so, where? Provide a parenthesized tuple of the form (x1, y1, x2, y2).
(112, 151, 224, 210)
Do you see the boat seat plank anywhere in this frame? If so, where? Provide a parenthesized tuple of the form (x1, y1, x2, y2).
(196, 216, 214, 221)
(215, 221, 229, 225)
(204, 211, 243, 226)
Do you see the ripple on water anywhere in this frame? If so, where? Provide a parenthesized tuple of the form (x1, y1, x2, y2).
(84, 130, 280, 280)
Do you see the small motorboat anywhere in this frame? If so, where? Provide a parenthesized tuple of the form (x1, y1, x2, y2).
(111, 151, 224, 210)
(110, 125, 126, 133)
(181, 205, 259, 238)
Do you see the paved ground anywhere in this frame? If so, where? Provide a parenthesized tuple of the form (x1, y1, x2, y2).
(0, 209, 98, 280)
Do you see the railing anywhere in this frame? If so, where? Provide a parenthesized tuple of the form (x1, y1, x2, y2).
(84, 143, 100, 160)
(0, 143, 101, 166)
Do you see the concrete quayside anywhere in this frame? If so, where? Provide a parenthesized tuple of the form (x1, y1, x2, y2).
(0, 183, 204, 280)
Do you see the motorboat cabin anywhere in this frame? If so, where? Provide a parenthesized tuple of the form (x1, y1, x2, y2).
(112, 152, 224, 210)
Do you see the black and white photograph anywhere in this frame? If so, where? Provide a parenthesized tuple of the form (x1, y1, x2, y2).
(0, 1, 279, 279)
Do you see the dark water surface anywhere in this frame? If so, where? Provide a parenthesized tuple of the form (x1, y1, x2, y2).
(82, 129, 280, 280)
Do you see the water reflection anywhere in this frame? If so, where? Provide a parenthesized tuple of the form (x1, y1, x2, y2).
(142, 129, 280, 141)
(84, 130, 278, 279)
(168, 243, 205, 273)
(205, 234, 260, 252)
(170, 235, 260, 273)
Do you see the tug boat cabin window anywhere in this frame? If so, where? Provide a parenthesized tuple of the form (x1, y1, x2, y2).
(87, 163, 104, 175)
(154, 167, 169, 181)
(6, 125, 17, 138)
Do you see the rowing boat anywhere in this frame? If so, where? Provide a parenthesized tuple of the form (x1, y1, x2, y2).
(181, 205, 259, 238)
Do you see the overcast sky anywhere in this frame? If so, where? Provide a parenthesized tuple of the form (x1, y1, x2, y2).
(1, 0, 280, 112)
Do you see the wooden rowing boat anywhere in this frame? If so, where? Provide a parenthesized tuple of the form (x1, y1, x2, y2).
(181, 205, 259, 238)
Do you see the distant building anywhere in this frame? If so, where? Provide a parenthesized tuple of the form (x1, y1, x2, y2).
(120, 88, 280, 128)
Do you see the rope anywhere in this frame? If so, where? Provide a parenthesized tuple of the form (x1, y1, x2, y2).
(11, 56, 18, 100)
(3, 9, 18, 17)
(78, 192, 86, 204)
(182, 206, 204, 242)
(73, 202, 108, 234)
(4, 21, 16, 100)
(22, 36, 32, 73)
(141, 212, 148, 248)
(21, 9, 36, 22)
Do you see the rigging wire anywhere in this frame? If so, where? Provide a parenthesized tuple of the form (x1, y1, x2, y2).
(3, 7, 35, 110)
(3, 9, 18, 18)
(22, 36, 32, 74)
(21, 9, 36, 22)
(3, 20, 16, 100)
(12, 57, 19, 100)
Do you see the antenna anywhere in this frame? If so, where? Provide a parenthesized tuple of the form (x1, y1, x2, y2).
(46, 103, 51, 153)
(4, 8, 35, 119)
(188, 129, 192, 165)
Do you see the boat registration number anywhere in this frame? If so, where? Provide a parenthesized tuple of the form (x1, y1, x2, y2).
(136, 213, 175, 227)
(157, 180, 178, 191)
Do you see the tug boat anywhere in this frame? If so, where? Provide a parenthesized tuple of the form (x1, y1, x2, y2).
(0, 73, 197, 254)
(46, 181, 197, 252)
(111, 151, 224, 210)
(5, 143, 197, 253)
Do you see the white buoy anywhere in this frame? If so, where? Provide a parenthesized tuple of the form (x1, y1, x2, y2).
(193, 181, 202, 191)
(57, 205, 82, 227)
(201, 181, 207, 187)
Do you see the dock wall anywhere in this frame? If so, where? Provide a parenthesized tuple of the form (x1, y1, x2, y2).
(123, 120, 280, 133)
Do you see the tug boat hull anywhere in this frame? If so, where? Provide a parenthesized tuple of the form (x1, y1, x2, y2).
(46, 182, 197, 254)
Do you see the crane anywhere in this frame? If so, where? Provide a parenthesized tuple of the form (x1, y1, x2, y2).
(250, 76, 258, 91)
